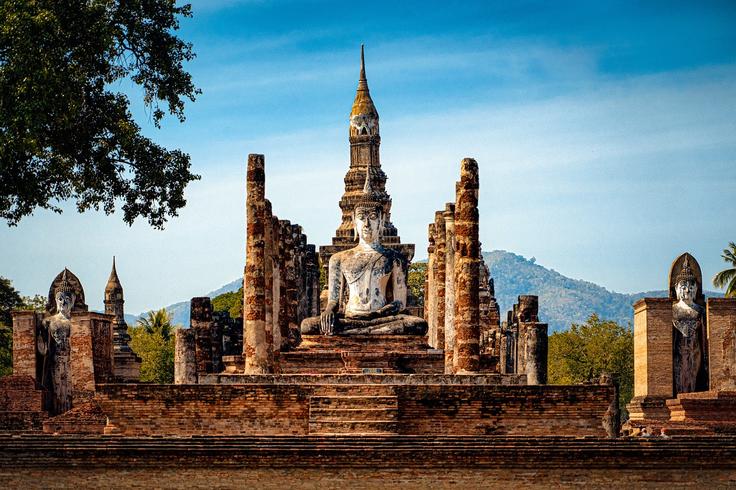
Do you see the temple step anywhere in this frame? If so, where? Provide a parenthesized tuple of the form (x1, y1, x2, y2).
(308, 392, 399, 435)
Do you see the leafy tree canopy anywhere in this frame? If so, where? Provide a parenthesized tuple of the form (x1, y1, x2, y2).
(547, 314, 634, 417)
(130, 307, 175, 383)
(211, 287, 243, 319)
(0, 0, 200, 228)
(0, 276, 23, 326)
(713, 241, 736, 298)
(408, 262, 426, 307)
(0, 276, 45, 376)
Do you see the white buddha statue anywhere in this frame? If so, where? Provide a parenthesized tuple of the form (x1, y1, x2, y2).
(301, 168, 426, 336)
(37, 269, 75, 414)
(672, 256, 707, 394)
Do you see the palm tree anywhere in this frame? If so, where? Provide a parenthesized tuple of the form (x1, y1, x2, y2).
(136, 308, 173, 341)
(713, 242, 736, 298)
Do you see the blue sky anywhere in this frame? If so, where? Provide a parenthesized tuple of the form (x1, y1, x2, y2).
(2, 0, 735, 315)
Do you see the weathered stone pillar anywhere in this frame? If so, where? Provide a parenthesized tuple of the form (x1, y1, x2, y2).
(174, 328, 197, 384)
(306, 245, 321, 317)
(627, 298, 672, 421)
(426, 224, 436, 347)
(286, 224, 300, 347)
(523, 322, 548, 385)
(263, 200, 278, 370)
(433, 212, 446, 352)
(499, 321, 509, 374)
(443, 203, 456, 374)
(243, 153, 274, 374)
(191, 297, 214, 375)
(297, 233, 309, 324)
(210, 310, 224, 374)
(453, 158, 481, 373)
(278, 220, 291, 350)
(270, 216, 282, 354)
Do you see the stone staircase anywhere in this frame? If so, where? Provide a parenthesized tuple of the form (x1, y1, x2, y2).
(308, 385, 398, 435)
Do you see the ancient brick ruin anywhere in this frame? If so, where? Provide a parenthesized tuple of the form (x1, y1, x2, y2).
(625, 253, 736, 435)
(2, 45, 736, 485)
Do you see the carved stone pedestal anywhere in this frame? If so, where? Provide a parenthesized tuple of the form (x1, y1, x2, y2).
(626, 395, 670, 422)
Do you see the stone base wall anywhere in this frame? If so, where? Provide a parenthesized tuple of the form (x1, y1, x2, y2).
(95, 381, 614, 437)
(0, 375, 46, 431)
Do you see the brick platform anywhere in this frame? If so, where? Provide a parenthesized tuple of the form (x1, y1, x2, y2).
(1, 435, 735, 487)
(94, 378, 615, 437)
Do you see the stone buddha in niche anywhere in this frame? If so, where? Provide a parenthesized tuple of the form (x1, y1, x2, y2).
(301, 169, 427, 336)
(671, 256, 707, 394)
(37, 269, 75, 415)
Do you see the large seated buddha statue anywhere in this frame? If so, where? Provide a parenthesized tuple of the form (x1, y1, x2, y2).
(301, 169, 427, 336)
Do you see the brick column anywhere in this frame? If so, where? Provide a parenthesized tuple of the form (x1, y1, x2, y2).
(70, 314, 96, 404)
(191, 297, 214, 375)
(11, 311, 39, 378)
(443, 203, 456, 374)
(277, 220, 291, 351)
(426, 224, 436, 347)
(286, 224, 300, 347)
(627, 298, 672, 421)
(433, 212, 446, 352)
(243, 154, 274, 374)
(270, 216, 282, 353)
(524, 322, 548, 385)
(706, 298, 736, 392)
(211, 312, 224, 374)
(453, 158, 481, 373)
(174, 328, 197, 384)
(263, 200, 278, 370)
(306, 245, 320, 317)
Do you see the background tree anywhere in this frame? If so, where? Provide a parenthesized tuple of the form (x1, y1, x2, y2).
(0, 277, 23, 376)
(408, 262, 426, 307)
(0, 1, 200, 228)
(129, 308, 175, 383)
(547, 314, 634, 418)
(212, 287, 243, 319)
(713, 242, 736, 298)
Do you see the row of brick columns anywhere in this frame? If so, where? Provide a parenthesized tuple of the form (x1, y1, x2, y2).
(426, 158, 482, 374)
(499, 295, 548, 384)
(243, 154, 320, 375)
(176, 154, 321, 382)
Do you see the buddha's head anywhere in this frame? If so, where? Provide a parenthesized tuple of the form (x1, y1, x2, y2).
(675, 257, 698, 304)
(54, 270, 76, 319)
(354, 203, 384, 245)
(353, 165, 387, 246)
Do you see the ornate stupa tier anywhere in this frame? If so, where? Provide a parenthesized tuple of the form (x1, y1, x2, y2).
(320, 45, 414, 278)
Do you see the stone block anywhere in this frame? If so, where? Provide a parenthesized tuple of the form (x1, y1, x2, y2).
(706, 298, 736, 392)
(11, 310, 40, 379)
(633, 298, 673, 399)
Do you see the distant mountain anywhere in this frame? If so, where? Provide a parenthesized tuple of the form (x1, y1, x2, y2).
(131, 278, 242, 327)
(130, 250, 722, 332)
(483, 250, 722, 332)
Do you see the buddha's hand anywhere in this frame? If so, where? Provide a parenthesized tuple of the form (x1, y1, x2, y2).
(377, 301, 402, 317)
(320, 301, 338, 335)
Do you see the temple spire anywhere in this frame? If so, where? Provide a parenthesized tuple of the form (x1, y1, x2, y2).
(106, 256, 122, 292)
(359, 44, 367, 85)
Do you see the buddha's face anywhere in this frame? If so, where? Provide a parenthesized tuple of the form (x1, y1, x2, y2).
(354, 205, 383, 244)
(55, 291, 75, 319)
(676, 279, 696, 303)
